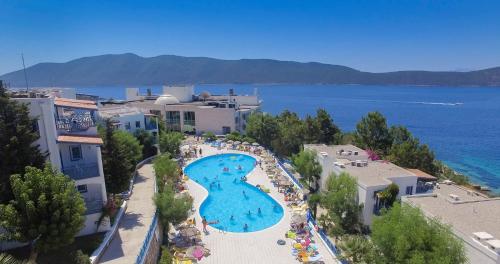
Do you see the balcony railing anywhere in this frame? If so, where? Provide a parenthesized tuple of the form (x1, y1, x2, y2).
(55, 114, 96, 132)
(62, 163, 100, 180)
(84, 198, 104, 215)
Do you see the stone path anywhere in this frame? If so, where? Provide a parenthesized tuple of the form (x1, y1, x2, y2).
(100, 163, 156, 264)
(184, 145, 338, 264)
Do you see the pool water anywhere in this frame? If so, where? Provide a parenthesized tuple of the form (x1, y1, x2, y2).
(184, 153, 284, 232)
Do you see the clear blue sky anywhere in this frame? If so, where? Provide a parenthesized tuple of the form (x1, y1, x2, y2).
(1, 0, 499, 75)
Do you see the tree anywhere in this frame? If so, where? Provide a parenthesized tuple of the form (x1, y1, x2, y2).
(354, 112, 392, 155)
(372, 203, 467, 264)
(271, 111, 305, 156)
(158, 246, 173, 264)
(159, 131, 184, 156)
(153, 154, 180, 192)
(134, 129, 157, 159)
(245, 112, 279, 149)
(378, 183, 399, 208)
(0, 165, 86, 261)
(315, 108, 340, 144)
(154, 186, 193, 234)
(0, 253, 26, 264)
(320, 172, 362, 236)
(303, 115, 321, 144)
(337, 235, 376, 264)
(202, 131, 216, 141)
(101, 120, 142, 194)
(0, 91, 46, 203)
(291, 149, 322, 192)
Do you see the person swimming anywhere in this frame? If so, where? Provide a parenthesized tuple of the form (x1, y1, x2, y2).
(258, 208, 262, 215)
(247, 210, 252, 216)
(243, 190, 247, 198)
(218, 182, 221, 189)
(243, 223, 248, 231)
(230, 215, 234, 221)
(233, 178, 237, 183)
(237, 165, 242, 170)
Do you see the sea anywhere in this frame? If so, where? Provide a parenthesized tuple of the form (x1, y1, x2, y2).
(75, 84, 500, 194)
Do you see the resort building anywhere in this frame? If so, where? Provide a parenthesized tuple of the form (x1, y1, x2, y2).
(9, 91, 110, 236)
(403, 183, 500, 264)
(98, 104, 159, 139)
(102, 86, 261, 135)
(304, 144, 419, 226)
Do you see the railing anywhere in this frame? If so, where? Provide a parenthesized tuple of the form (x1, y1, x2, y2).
(84, 199, 104, 214)
(276, 159, 304, 189)
(62, 163, 99, 180)
(135, 211, 159, 264)
(55, 115, 96, 132)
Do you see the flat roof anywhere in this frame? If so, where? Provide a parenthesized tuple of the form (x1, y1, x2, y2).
(99, 105, 144, 117)
(406, 168, 437, 180)
(54, 97, 98, 110)
(305, 144, 417, 186)
(57, 135, 103, 145)
(405, 183, 500, 240)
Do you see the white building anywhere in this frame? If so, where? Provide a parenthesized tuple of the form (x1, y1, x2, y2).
(9, 93, 110, 237)
(304, 144, 419, 226)
(403, 183, 500, 264)
(98, 105, 159, 139)
(104, 86, 261, 135)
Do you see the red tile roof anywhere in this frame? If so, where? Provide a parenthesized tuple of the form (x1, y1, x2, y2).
(57, 135, 103, 145)
(406, 168, 437, 180)
(54, 98, 98, 110)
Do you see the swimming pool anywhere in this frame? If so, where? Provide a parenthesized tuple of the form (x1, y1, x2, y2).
(184, 153, 284, 232)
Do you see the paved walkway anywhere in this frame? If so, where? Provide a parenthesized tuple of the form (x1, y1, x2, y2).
(100, 163, 156, 264)
(184, 144, 338, 264)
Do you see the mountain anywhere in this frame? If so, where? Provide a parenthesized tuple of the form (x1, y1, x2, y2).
(2, 53, 500, 86)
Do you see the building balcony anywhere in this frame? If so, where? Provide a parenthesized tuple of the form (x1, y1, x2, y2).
(55, 115, 96, 133)
(62, 163, 100, 180)
(84, 198, 104, 215)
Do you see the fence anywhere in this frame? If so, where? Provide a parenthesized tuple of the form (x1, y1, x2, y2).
(135, 212, 159, 264)
(276, 159, 304, 189)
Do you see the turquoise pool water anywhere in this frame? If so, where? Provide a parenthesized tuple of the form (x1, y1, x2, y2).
(184, 153, 284, 232)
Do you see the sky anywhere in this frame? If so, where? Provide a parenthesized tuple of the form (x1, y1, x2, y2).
(1, 0, 499, 75)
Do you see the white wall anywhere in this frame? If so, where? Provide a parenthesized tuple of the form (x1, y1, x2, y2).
(114, 113, 145, 134)
(163, 86, 194, 103)
(59, 143, 101, 171)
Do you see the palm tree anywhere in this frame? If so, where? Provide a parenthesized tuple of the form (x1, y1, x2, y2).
(337, 235, 376, 264)
(0, 253, 26, 264)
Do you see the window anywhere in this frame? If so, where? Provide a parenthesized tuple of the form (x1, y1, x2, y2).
(77, 184, 87, 193)
(135, 121, 141, 128)
(166, 111, 181, 131)
(183, 111, 196, 127)
(125, 122, 131, 130)
(70, 145, 82, 161)
(406, 186, 414, 195)
(32, 120, 39, 135)
(222, 126, 231, 134)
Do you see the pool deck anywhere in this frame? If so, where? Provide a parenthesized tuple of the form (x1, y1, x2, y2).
(184, 144, 338, 264)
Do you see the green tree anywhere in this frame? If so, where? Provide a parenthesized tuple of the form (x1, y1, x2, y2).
(291, 149, 322, 192)
(0, 89, 46, 203)
(159, 131, 184, 156)
(354, 112, 392, 155)
(0, 253, 26, 264)
(320, 172, 362, 236)
(134, 129, 157, 159)
(372, 203, 467, 264)
(245, 112, 279, 149)
(303, 115, 321, 144)
(337, 235, 376, 264)
(158, 246, 173, 264)
(154, 186, 193, 234)
(101, 120, 142, 194)
(378, 183, 399, 208)
(202, 131, 216, 141)
(272, 111, 305, 156)
(315, 108, 340, 144)
(153, 154, 180, 192)
(0, 165, 86, 261)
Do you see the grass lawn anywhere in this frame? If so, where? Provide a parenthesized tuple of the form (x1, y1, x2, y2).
(6, 232, 105, 264)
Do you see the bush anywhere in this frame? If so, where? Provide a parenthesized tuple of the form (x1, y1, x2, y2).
(202, 131, 217, 141)
(158, 246, 172, 264)
(72, 250, 91, 264)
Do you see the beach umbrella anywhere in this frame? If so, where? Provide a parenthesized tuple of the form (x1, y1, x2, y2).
(234, 141, 241, 145)
(242, 141, 250, 145)
(227, 140, 234, 144)
(179, 226, 200, 239)
(187, 245, 205, 261)
(291, 213, 307, 224)
(252, 142, 260, 146)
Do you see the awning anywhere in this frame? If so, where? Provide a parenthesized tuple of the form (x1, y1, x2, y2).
(406, 168, 437, 181)
(57, 135, 103, 145)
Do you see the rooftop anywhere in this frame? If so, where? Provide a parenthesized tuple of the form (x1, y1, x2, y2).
(404, 183, 500, 241)
(305, 144, 417, 186)
(99, 105, 144, 118)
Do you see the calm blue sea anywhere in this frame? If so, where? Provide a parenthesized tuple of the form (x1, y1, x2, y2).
(76, 84, 500, 193)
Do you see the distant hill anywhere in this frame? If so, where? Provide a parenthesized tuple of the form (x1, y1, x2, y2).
(2, 53, 500, 86)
